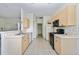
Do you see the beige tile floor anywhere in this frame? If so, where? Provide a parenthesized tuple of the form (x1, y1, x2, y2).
(24, 37, 56, 55)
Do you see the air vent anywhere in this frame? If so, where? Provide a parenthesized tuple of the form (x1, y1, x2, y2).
(36, 16, 43, 19)
(39, 17, 43, 19)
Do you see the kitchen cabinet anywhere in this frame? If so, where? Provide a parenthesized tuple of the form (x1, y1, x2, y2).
(23, 17, 29, 28)
(54, 35, 76, 55)
(54, 36, 61, 54)
(67, 5, 76, 26)
(61, 38, 76, 55)
(59, 4, 76, 26)
(22, 17, 30, 33)
(22, 34, 29, 54)
(51, 4, 76, 26)
(52, 14, 59, 22)
(58, 7, 67, 26)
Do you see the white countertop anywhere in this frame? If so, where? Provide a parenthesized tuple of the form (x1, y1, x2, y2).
(26, 28, 33, 33)
(54, 34, 79, 38)
(5, 34, 24, 38)
(0, 30, 32, 39)
(0, 31, 25, 39)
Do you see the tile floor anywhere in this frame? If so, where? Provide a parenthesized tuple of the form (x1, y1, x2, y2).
(24, 37, 56, 55)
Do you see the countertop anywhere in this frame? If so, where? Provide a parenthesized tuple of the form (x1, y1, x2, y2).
(0, 31, 25, 39)
(5, 34, 24, 39)
(0, 30, 32, 40)
(54, 34, 79, 38)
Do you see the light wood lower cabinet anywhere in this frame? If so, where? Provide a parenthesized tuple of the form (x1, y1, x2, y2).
(54, 36, 76, 55)
(22, 34, 29, 54)
(54, 37, 61, 54)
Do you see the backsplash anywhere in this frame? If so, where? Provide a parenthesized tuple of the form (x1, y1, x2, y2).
(64, 26, 78, 35)
(53, 26, 79, 35)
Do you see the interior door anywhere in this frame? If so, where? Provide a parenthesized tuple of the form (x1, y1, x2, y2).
(37, 24, 42, 37)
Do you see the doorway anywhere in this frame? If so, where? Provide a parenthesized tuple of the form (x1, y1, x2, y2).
(0, 34, 1, 55)
(37, 24, 43, 37)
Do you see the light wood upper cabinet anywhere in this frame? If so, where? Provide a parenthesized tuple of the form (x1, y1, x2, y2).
(58, 7, 67, 26)
(59, 4, 76, 26)
(23, 17, 29, 28)
(51, 4, 76, 26)
(51, 16, 56, 22)
(67, 5, 76, 26)
(22, 17, 30, 32)
(52, 13, 59, 22)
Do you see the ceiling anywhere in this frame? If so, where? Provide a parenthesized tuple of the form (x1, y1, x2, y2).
(0, 3, 65, 17)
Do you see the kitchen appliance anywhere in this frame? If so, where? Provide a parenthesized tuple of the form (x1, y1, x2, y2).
(53, 19, 65, 27)
(53, 19, 59, 27)
(56, 29, 64, 34)
(49, 29, 64, 50)
(49, 32, 56, 50)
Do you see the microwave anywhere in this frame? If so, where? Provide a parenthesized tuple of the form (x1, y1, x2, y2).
(56, 29, 64, 34)
(53, 19, 59, 27)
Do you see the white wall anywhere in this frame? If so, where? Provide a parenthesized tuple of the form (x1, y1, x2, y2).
(36, 18, 43, 37)
(43, 16, 53, 40)
(0, 17, 20, 31)
(33, 16, 43, 39)
(33, 16, 37, 39)
(33, 16, 52, 40)
(36, 18, 43, 23)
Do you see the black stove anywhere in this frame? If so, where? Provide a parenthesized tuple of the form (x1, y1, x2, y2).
(49, 29, 64, 50)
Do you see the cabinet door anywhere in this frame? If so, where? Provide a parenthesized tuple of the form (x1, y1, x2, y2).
(23, 17, 29, 28)
(52, 14, 59, 21)
(22, 34, 29, 54)
(61, 38, 76, 55)
(54, 37, 61, 54)
(67, 5, 76, 26)
(22, 17, 29, 33)
(22, 36, 26, 54)
(59, 7, 67, 26)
